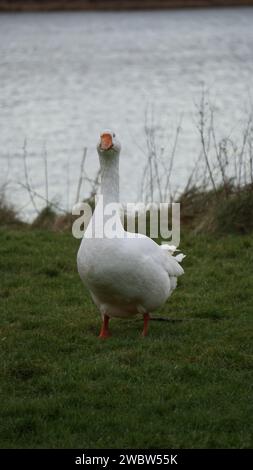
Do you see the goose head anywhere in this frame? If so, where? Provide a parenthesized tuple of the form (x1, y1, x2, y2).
(97, 129, 121, 157)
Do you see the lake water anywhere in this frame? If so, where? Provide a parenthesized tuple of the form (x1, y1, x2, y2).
(0, 8, 253, 218)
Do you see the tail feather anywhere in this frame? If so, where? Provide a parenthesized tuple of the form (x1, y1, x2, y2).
(160, 243, 186, 263)
(160, 243, 186, 277)
(175, 253, 186, 263)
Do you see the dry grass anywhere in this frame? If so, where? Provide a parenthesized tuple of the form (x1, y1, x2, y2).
(0, 196, 25, 228)
(179, 183, 253, 234)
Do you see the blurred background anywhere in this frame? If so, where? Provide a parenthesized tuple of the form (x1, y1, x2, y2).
(0, 1, 253, 221)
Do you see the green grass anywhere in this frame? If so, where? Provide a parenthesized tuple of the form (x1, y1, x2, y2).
(0, 228, 252, 448)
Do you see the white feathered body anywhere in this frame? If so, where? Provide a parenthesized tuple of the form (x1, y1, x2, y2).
(77, 233, 184, 318)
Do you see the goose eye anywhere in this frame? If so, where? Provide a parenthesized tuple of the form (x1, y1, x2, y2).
(113, 133, 115, 138)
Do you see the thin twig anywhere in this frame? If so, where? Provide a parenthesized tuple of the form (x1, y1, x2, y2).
(75, 147, 87, 204)
(43, 142, 49, 207)
(17, 181, 68, 214)
(22, 139, 39, 214)
(163, 116, 182, 201)
(197, 93, 217, 193)
(238, 114, 252, 186)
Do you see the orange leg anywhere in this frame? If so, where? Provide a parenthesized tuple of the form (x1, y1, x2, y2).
(99, 314, 111, 339)
(142, 313, 150, 337)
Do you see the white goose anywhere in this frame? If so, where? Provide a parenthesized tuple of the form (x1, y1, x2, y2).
(77, 130, 185, 338)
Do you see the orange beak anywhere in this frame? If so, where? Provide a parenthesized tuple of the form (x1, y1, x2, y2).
(100, 133, 113, 150)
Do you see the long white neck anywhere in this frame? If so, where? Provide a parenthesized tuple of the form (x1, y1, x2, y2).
(83, 150, 122, 239)
(83, 148, 123, 239)
(99, 153, 120, 205)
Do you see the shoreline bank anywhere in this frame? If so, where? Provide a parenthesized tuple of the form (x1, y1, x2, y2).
(0, 1, 253, 12)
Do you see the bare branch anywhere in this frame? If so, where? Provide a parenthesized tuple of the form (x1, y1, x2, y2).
(43, 142, 49, 207)
(22, 139, 39, 214)
(75, 147, 87, 204)
(17, 181, 68, 214)
(197, 92, 217, 193)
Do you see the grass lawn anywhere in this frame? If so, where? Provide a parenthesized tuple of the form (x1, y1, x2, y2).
(0, 228, 252, 448)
